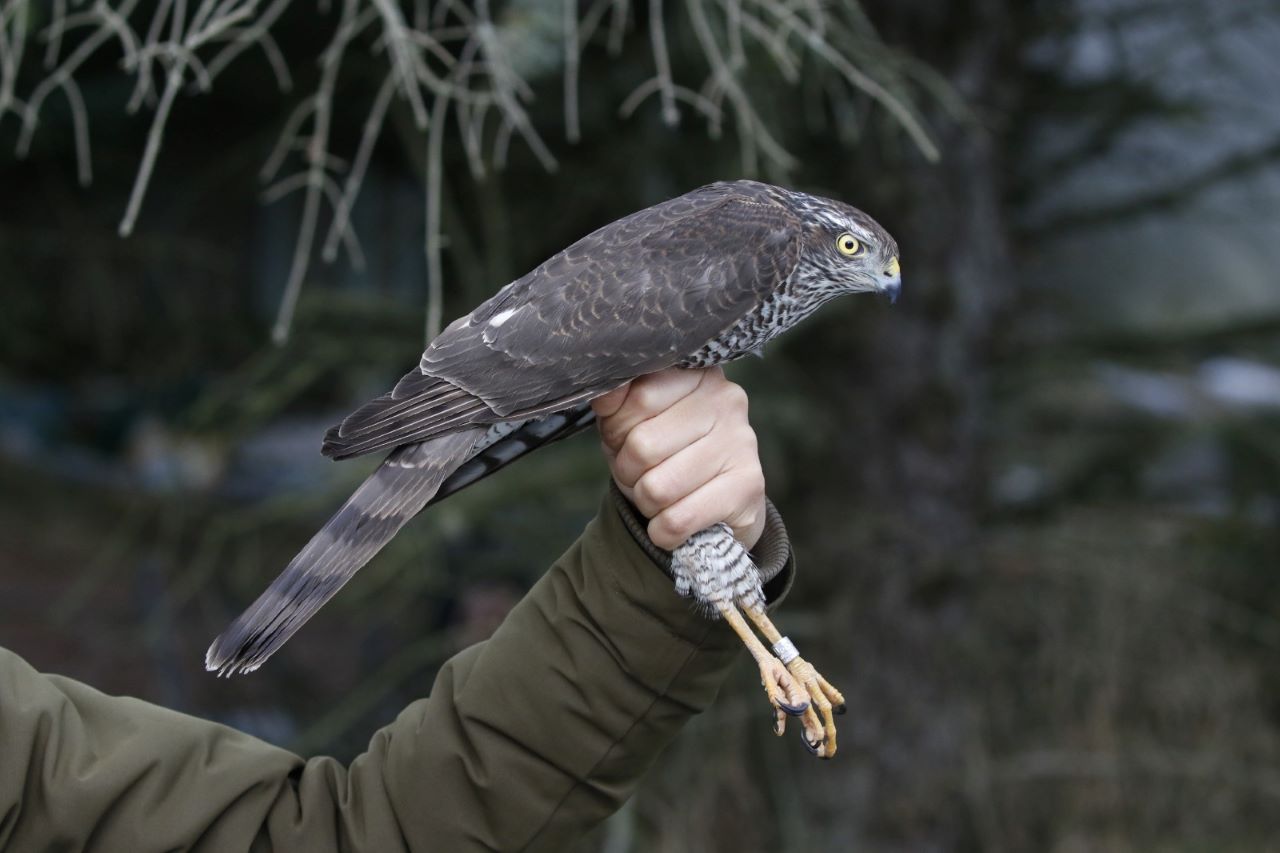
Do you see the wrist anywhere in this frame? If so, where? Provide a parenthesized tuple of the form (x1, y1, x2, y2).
(607, 480, 794, 592)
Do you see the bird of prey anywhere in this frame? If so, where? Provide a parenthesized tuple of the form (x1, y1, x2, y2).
(206, 179, 901, 758)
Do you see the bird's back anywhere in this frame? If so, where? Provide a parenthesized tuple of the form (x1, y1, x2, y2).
(324, 181, 805, 459)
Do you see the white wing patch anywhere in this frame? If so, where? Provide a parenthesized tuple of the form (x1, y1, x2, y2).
(488, 308, 517, 328)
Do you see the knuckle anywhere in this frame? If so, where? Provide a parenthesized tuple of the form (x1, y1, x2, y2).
(590, 384, 628, 417)
(599, 421, 626, 451)
(626, 422, 661, 465)
(611, 459, 640, 489)
(632, 496, 660, 521)
(732, 466, 765, 502)
(657, 506, 692, 544)
(735, 508, 759, 534)
(723, 427, 759, 467)
(634, 470, 675, 509)
(720, 382, 749, 414)
(648, 520, 676, 550)
(732, 472, 765, 508)
(629, 486, 659, 518)
(629, 381, 662, 413)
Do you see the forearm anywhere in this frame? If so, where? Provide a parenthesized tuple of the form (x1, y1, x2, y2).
(381, 488, 793, 851)
(0, 492, 794, 853)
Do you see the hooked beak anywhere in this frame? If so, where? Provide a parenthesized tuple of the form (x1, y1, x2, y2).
(880, 257, 901, 305)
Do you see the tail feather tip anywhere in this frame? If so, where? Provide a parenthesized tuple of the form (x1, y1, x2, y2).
(204, 637, 262, 678)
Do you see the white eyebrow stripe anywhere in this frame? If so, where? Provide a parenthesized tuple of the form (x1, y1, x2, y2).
(813, 210, 870, 239)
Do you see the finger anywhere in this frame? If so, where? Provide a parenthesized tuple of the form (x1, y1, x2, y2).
(646, 464, 765, 550)
(598, 438, 618, 466)
(597, 368, 709, 452)
(629, 428, 731, 519)
(610, 397, 718, 489)
(590, 382, 631, 420)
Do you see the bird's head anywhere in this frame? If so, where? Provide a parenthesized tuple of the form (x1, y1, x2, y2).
(793, 195, 901, 304)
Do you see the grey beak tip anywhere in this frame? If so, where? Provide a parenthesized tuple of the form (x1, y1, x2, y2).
(884, 282, 901, 305)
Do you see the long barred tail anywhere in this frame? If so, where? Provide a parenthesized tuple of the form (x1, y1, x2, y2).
(205, 428, 484, 677)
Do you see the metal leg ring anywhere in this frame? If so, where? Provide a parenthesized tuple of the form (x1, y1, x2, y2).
(772, 636, 799, 665)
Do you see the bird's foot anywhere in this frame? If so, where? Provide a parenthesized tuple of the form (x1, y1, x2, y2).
(714, 601, 813, 737)
(684, 527, 841, 757)
(783, 654, 846, 758)
(743, 604, 845, 759)
(755, 650, 811, 735)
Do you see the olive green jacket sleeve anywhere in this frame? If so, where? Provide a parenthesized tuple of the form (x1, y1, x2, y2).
(0, 492, 795, 853)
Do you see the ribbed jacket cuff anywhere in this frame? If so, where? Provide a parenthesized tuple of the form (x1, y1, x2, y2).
(607, 480, 796, 605)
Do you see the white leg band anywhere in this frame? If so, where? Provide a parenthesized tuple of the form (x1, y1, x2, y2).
(772, 637, 799, 665)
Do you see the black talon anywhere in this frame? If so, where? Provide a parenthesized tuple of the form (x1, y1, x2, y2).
(802, 734, 822, 756)
(779, 700, 809, 716)
(834, 703, 847, 716)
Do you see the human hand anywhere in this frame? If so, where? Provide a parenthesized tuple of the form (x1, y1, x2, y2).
(591, 367, 767, 551)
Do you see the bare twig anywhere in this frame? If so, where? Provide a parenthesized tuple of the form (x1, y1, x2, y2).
(755, 0, 940, 161)
(370, 0, 429, 128)
(202, 0, 292, 89)
(322, 70, 397, 262)
(62, 75, 91, 185)
(689, 0, 795, 173)
(271, 0, 355, 344)
(563, 0, 580, 143)
(424, 88, 448, 342)
(608, 0, 629, 55)
(5, 0, 943, 346)
(126, 0, 172, 112)
(620, 78, 722, 124)
(17, 0, 143, 156)
(43, 0, 67, 68)
(648, 0, 680, 126)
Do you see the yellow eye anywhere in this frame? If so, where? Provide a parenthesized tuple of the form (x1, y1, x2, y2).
(836, 233, 861, 256)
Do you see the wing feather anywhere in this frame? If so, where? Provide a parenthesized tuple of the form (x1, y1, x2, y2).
(423, 190, 801, 415)
(324, 181, 801, 460)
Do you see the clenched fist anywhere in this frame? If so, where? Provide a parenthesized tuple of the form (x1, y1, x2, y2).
(591, 367, 767, 551)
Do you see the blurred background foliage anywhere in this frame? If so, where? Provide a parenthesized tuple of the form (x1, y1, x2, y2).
(3, 0, 1280, 850)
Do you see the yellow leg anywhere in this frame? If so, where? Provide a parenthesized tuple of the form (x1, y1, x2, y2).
(715, 601, 811, 736)
(743, 604, 846, 759)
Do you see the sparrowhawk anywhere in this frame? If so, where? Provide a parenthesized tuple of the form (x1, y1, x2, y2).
(206, 179, 901, 758)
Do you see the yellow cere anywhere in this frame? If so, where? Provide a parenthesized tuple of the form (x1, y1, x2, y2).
(837, 233, 860, 256)
(886, 256, 900, 278)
